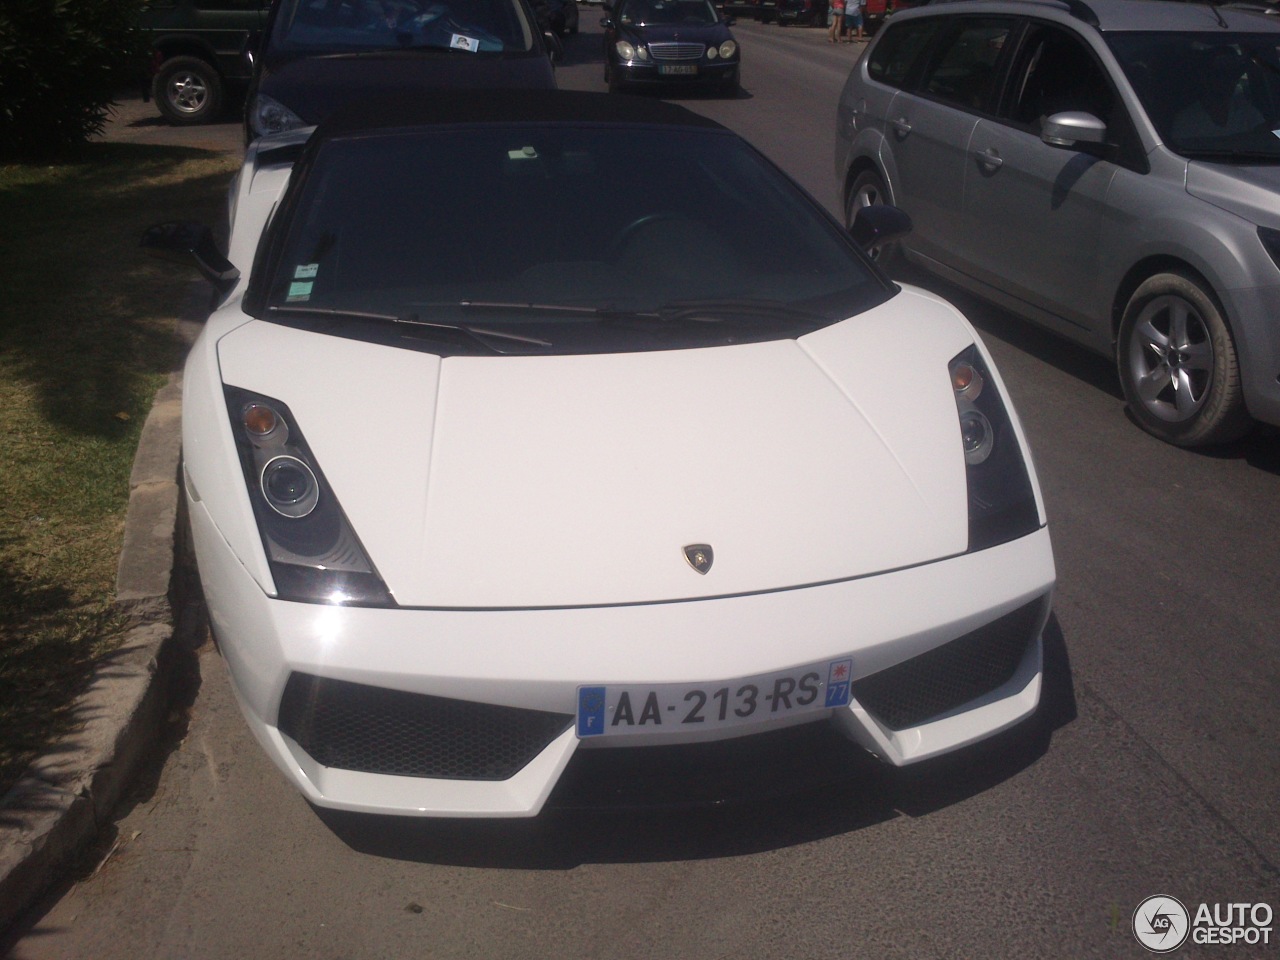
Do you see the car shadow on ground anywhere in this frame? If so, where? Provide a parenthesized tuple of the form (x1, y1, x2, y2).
(316, 616, 1075, 867)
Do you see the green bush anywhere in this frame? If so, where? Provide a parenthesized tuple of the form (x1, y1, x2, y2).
(0, 0, 146, 159)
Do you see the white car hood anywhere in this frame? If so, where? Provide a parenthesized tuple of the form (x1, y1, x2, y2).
(216, 290, 974, 608)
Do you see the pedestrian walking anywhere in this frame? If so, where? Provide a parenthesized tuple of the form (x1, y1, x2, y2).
(846, 0, 865, 40)
(828, 0, 845, 42)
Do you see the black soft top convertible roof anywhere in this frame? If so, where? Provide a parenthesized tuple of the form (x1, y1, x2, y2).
(313, 89, 727, 140)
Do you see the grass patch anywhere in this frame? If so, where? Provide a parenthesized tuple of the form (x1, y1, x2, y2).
(0, 142, 238, 795)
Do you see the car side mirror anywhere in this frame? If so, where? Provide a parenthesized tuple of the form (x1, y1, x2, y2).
(543, 29, 563, 62)
(141, 221, 240, 290)
(849, 204, 912, 253)
(1040, 111, 1107, 148)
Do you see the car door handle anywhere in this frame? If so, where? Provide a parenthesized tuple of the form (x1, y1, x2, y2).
(975, 147, 1003, 171)
(891, 117, 912, 138)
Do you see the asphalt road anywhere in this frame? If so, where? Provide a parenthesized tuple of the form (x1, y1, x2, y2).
(6, 17, 1279, 959)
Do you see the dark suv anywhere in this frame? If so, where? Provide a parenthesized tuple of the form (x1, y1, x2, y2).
(138, 0, 269, 125)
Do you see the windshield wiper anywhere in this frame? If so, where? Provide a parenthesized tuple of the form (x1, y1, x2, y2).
(265, 304, 552, 351)
(655, 298, 830, 324)
(423, 298, 828, 324)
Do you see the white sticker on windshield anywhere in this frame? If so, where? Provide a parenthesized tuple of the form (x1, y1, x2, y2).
(450, 34, 479, 52)
(287, 281, 313, 302)
(294, 263, 319, 279)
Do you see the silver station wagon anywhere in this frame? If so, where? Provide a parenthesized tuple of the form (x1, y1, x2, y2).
(835, 0, 1280, 446)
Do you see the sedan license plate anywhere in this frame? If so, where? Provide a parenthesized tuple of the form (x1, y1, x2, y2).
(659, 64, 698, 76)
(576, 658, 852, 738)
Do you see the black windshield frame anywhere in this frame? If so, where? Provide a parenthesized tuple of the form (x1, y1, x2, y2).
(245, 120, 896, 355)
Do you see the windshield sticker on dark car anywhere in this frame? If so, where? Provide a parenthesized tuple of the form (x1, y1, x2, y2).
(451, 34, 480, 52)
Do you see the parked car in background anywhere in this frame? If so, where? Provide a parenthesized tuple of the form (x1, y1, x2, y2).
(836, 0, 1280, 446)
(145, 89, 1053, 818)
(774, 0, 827, 26)
(137, 0, 268, 124)
(602, 0, 740, 95)
(773, 0, 824, 24)
(245, 0, 556, 142)
(718, 0, 765, 20)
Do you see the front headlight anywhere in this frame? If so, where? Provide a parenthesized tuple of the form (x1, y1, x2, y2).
(615, 40, 637, 60)
(719, 40, 737, 59)
(250, 93, 306, 139)
(225, 386, 394, 606)
(949, 347, 1040, 552)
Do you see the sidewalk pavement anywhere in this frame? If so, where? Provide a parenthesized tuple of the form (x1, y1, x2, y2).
(0, 292, 207, 935)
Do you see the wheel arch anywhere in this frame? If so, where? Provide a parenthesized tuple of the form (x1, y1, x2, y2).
(152, 39, 224, 77)
(842, 156, 892, 215)
(1109, 256, 1234, 350)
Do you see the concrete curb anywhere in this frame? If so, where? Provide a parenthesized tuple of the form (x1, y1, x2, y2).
(0, 294, 204, 935)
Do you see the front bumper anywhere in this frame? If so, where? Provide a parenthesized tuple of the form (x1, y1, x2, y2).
(191, 493, 1053, 817)
(614, 57, 738, 86)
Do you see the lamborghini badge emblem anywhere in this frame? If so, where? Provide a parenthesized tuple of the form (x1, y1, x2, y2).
(684, 544, 714, 574)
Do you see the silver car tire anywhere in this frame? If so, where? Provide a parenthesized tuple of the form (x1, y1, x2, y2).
(1117, 272, 1250, 447)
(845, 168, 899, 266)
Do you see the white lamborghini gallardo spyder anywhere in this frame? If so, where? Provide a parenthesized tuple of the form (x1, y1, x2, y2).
(148, 90, 1056, 817)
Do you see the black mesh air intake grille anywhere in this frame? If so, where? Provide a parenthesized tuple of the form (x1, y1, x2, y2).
(278, 673, 573, 781)
(850, 598, 1044, 731)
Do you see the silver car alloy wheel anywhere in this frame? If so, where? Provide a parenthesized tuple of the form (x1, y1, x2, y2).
(167, 71, 209, 115)
(1125, 293, 1213, 424)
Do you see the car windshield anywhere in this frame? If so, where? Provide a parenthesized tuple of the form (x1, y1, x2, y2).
(1108, 31, 1280, 162)
(256, 124, 887, 353)
(269, 0, 535, 55)
(620, 0, 719, 27)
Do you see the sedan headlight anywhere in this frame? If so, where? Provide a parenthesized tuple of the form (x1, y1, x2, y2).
(225, 386, 394, 606)
(718, 40, 737, 59)
(250, 93, 306, 139)
(615, 40, 637, 61)
(949, 347, 1040, 552)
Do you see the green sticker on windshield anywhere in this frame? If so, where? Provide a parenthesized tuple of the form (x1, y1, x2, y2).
(287, 281, 313, 302)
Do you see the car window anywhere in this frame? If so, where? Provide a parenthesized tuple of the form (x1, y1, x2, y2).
(866, 17, 943, 87)
(618, 0, 719, 27)
(270, 0, 535, 54)
(1108, 31, 1280, 162)
(918, 18, 1014, 112)
(1008, 25, 1114, 127)
(254, 124, 890, 353)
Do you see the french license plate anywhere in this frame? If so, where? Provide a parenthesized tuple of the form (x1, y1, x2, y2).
(576, 657, 852, 738)
(659, 64, 698, 76)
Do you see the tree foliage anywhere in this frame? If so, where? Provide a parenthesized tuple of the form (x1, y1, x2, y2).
(0, 0, 147, 158)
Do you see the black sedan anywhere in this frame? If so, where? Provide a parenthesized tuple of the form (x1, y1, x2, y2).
(602, 0, 739, 95)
